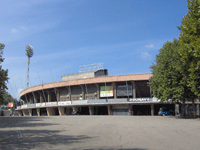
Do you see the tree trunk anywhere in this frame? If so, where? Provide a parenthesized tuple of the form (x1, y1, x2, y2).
(192, 99, 196, 119)
(182, 99, 186, 117)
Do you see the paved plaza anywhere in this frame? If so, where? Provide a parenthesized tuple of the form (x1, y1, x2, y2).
(0, 116, 200, 150)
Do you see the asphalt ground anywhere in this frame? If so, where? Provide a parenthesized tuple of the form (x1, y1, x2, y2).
(0, 116, 200, 150)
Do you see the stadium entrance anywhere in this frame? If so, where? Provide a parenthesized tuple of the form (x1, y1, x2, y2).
(94, 106, 108, 115)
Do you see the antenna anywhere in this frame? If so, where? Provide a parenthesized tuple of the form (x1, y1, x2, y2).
(25, 44, 33, 89)
(79, 63, 104, 73)
(147, 57, 152, 98)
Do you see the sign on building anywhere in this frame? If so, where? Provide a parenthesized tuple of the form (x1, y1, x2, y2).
(100, 86, 113, 97)
(129, 98, 153, 102)
(21, 105, 27, 108)
(36, 103, 41, 107)
(58, 101, 71, 106)
(46, 102, 57, 106)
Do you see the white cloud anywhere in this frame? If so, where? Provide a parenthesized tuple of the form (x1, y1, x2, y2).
(19, 26, 27, 30)
(141, 52, 151, 59)
(145, 44, 154, 48)
(10, 26, 27, 34)
(11, 29, 19, 34)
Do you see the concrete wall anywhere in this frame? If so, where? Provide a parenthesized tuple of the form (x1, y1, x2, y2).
(62, 72, 95, 81)
(21, 73, 153, 97)
(22, 80, 152, 105)
(0, 110, 12, 116)
(60, 88, 70, 101)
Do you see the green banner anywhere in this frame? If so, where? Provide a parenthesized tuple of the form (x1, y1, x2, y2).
(100, 86, 113, 97)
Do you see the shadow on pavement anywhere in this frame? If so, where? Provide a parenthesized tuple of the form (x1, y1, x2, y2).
(0, 129, 93, 150)
(71, 148, 147, 150)
(169, 115, 200, 119)
(0, 117, 57, 128)
(0, 117, 95, 150)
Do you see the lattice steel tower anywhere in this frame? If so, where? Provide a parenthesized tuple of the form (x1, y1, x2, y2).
(25, 44, 33, 89)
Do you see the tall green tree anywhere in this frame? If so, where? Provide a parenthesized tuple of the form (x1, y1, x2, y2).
(149, 39, 196, 117)
(2, 91, 15, 105)
(0, 43, 9, 105)
(178, 0, 200, 117)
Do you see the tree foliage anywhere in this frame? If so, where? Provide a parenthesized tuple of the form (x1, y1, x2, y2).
(0, 43, 9, 104)
(149, 39, 196, 103)
(150, 0, 200, 117)
(2, 91, 16, 105)
(178, 0, 200, 96)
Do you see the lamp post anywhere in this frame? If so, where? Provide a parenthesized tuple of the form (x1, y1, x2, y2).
(25, 44, 33, 89)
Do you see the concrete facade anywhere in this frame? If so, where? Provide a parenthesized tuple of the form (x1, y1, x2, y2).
(62, 69, 108, 81)
(17, 73, 200, 117)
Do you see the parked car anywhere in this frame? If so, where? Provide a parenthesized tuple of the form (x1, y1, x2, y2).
(158, 107, 175, 116)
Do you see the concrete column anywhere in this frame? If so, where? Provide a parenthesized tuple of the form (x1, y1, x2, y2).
(28, 95, 33, 104)
(18, 110, 23, 116)
(175, 104, 180, 116)
(151, 104, 154, 116)
(132, 81, 136, 98)
(32, 97, 35, 104)
(46, 108, 50, 116)
(22, 110, 26, 116)
(25, 95, 28, 104)
(128, 105, 133, 116)
(29, 95, 33, 104)
(80, 85, 85, 100)
(69, 92, 71, 101)
(39, 92, 44, 103)
(56, 89, 60, 101)
(67, 87, 71, 101)
(58, 107, 65, 116)
(46, 107, 55, 116)
(28, 109, 32, 116)
(175, 104, 177, 116)
(35, 93, 39, 103)
(95, 84, 100, 99)
(107, 105, 112, 115)
(89, 106, 94, 115)
(112, 83, 117, 99)
(31, 93, 35, 104)
(196, 98, 200, 117)
(196, 104, 199, 117)
(37, 108, 40, 116)
(47, 91, 51, 102)
(26, 95, 29, 104)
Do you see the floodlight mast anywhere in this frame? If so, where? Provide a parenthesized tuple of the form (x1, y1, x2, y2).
(25, 44, 33, 89)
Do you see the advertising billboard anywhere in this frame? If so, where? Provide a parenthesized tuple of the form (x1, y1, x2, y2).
(41, 103, 46, 107)
(27, 104, 36, 108)
(46, 102, 57, 106)
(130, 98, 152, 102)
(100, 86, 113, 97)
(21, 105, 27, 108)
(117, 85, 132, 96)
(58, 101, 71, 106)
(36, 103, 41, 107)
(8, 102, 13, 107)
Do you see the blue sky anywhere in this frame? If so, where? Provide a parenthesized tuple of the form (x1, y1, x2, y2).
(0, 0, 188, 99)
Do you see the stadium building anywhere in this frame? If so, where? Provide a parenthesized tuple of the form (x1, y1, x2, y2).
(16, 64, 199, 117)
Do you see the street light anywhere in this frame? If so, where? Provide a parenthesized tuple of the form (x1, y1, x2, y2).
(25, 44, 33, 89)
